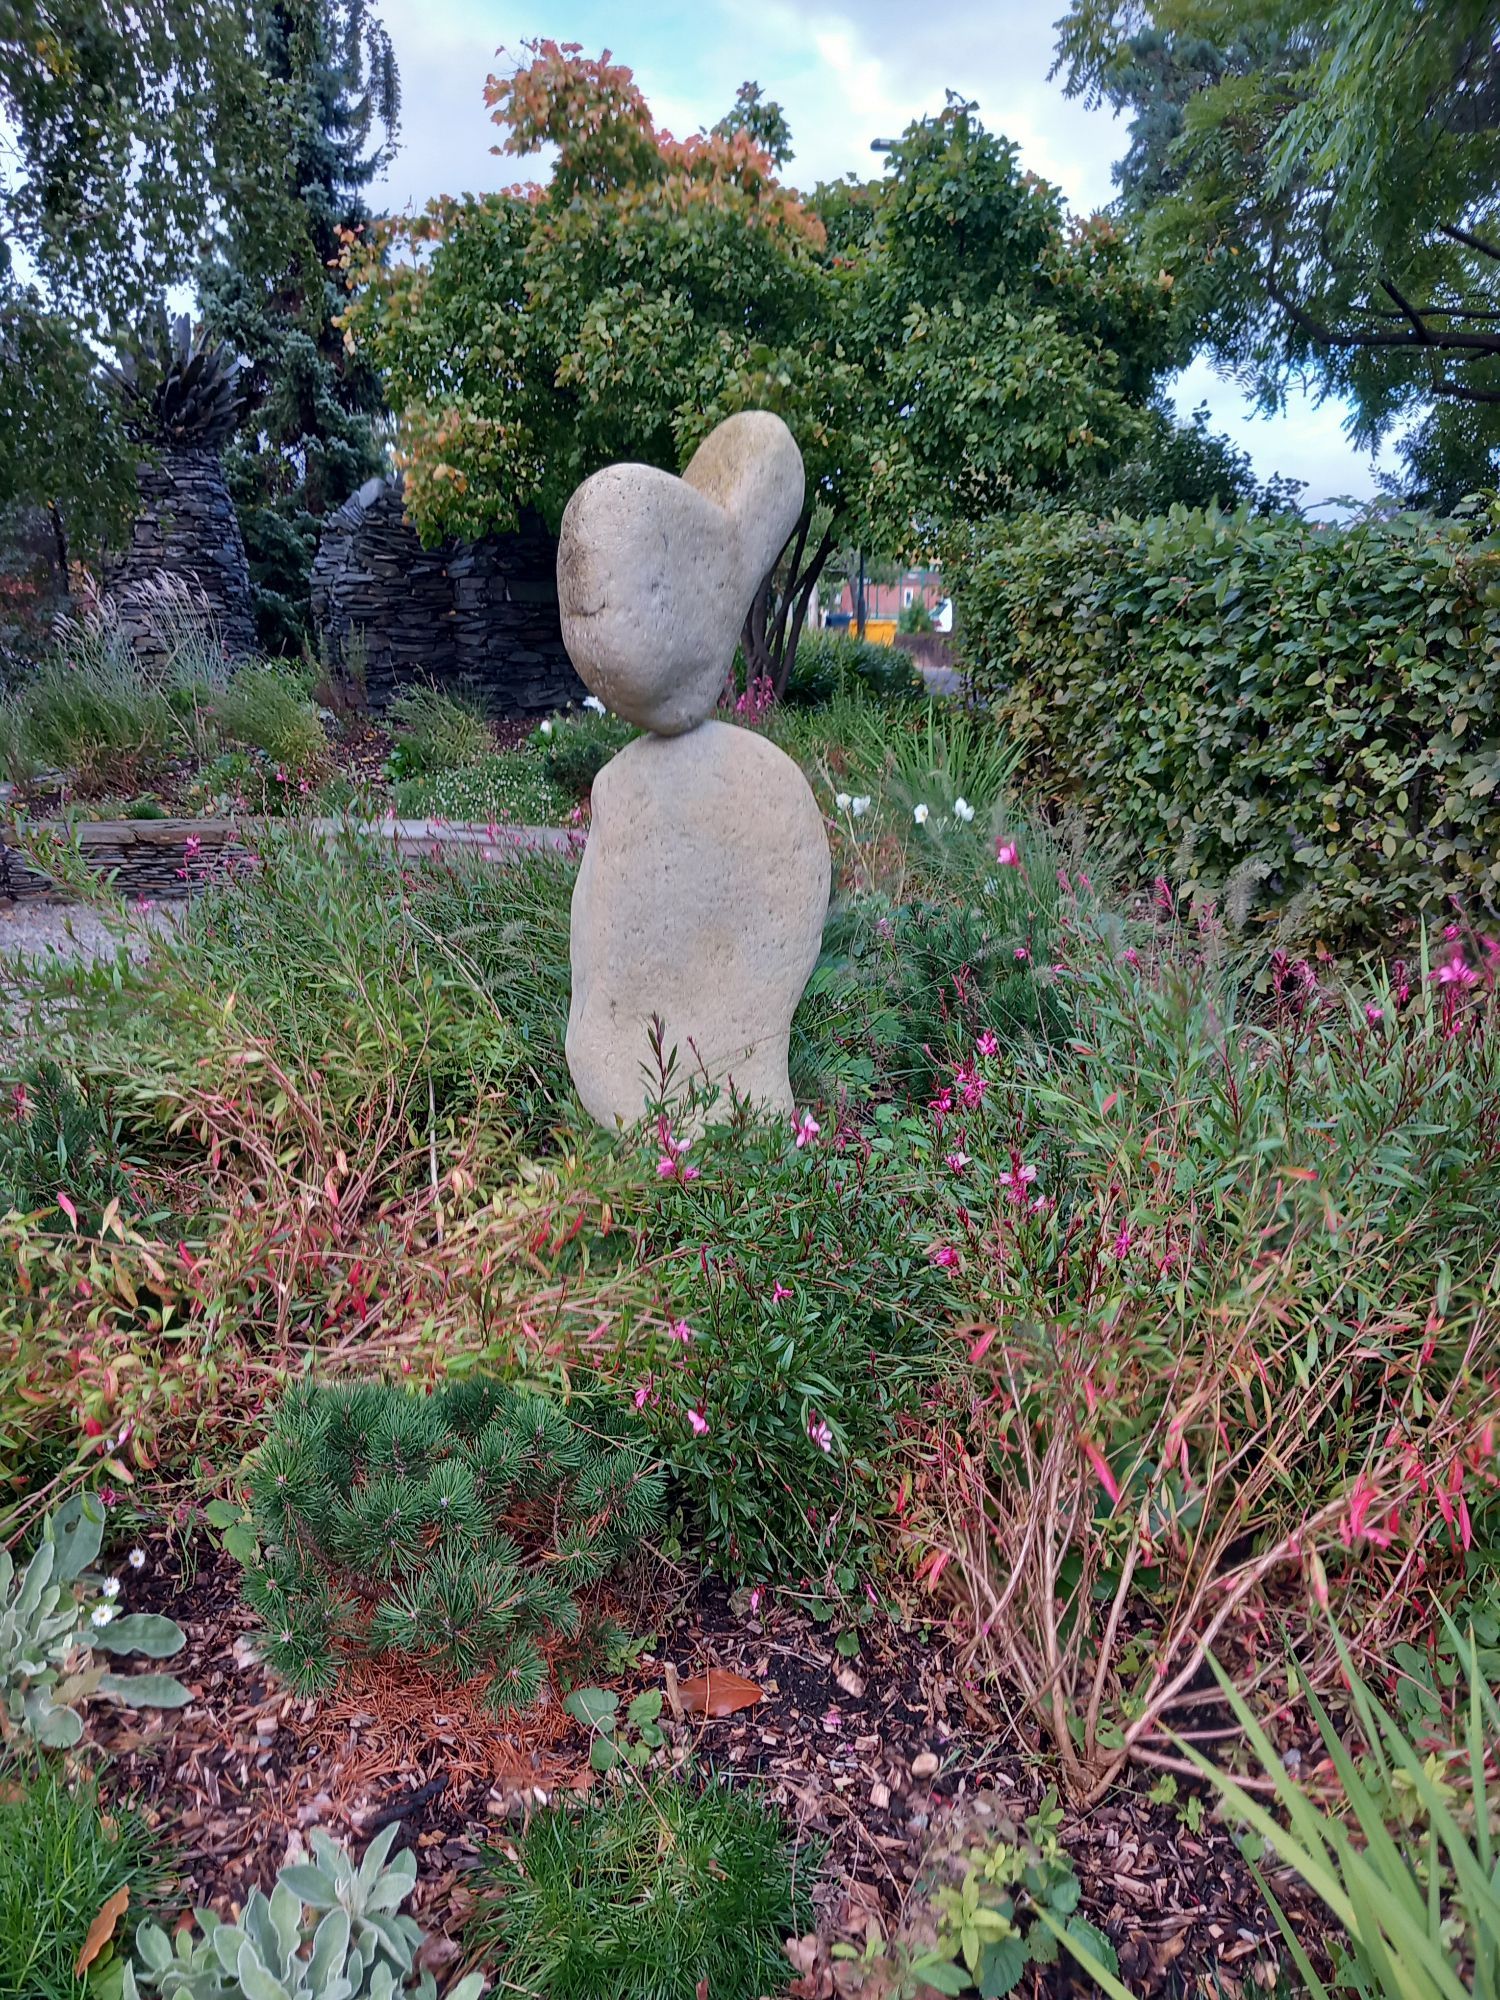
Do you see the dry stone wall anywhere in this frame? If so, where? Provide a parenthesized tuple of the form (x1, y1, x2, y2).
(310, 477, 584, 717)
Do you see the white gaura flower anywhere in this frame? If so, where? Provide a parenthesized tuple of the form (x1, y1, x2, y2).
(953, 797, 975, 823)
(582, 695, 607, 715)
(913, 803, 930, 825)
(91, 1603, 116, 1628)
(835, 792, 852, 811)
(539, 718, 554, 736)
(851, 796, 872, 817)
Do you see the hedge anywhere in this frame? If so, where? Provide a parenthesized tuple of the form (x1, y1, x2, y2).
(958, 503, 1500, 932)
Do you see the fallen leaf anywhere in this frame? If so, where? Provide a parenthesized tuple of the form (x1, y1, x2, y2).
(676, 1668, 765, 1718)
(76, 1885, 129, 1976)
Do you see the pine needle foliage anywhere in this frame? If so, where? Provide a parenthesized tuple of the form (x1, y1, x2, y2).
(241, 1381, 662, 1707)
(474, 1775, 813, 2000)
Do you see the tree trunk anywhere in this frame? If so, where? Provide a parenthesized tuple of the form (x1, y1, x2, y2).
(739, 507, 837, 702)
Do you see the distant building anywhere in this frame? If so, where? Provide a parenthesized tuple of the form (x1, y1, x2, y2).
(826, 566, 950, 645)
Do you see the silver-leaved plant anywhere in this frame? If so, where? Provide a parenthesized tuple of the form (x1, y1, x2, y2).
(0, 1493, 189, 1748)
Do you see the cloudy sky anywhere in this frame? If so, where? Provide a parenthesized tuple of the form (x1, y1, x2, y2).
(370, 0, 1395, 511)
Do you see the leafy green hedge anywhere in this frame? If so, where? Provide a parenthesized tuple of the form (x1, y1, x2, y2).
(959, 504, 1500, 930)
(787, 632, 923, 707)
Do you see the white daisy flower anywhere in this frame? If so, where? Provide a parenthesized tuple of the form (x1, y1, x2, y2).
(127, 1548, 146, 1570)
(91, 1603, 116, 1628)
(101, 1578, 121, 1599)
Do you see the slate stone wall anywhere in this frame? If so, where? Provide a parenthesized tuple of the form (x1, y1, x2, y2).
(104, 448, 259, 663)
(310, 477, 583, 718)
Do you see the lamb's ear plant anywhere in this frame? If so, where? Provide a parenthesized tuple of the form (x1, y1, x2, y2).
(123, 1823, 486, 2000)
(0, 1493, 188, 1749)
(1180, 1622, 1500, 2000)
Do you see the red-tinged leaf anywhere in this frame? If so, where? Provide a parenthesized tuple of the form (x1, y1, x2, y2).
(76, 1885, 129, 1975)
(324, 1172, 341, 1208)
(1101, 1093, 1118, 1114)
(675, 1669, 765, 1717)
(1082, 1438, 1121, 1507)
(969, 1328, 996, 1364)
(56, 1190, 78, 1229)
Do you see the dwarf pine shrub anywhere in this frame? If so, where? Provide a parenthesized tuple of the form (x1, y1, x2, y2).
(241, 1380, 663, 1706)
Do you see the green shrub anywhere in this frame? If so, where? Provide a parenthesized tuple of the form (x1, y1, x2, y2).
(212, 660, 326, 774)
(386, 684, 492, 777)
(0, 1765, 165, 2000)
(918, 913, 1500, 1804)
(957, 501, 1500, 933)
(786, 630, 922, 707)
(0, 1058, 136, 1228)
(124, 1823, 483, 2000)
(539, 708, 636, 798)
(240, 1379, 662, 1704)
(619, 1092, 963, 1585)
(395, 749, 571, 825)
(474, 1776, 810, 2000)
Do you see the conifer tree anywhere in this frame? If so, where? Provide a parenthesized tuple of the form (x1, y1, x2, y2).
(199, 0, 399, 654)
(241, 1380, 664, 1708)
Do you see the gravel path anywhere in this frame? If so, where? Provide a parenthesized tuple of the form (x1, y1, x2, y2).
(0, 899, 175, 964)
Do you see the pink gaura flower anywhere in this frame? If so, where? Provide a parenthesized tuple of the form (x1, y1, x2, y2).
(656, 1123, 700, 1182)
(184, 834, 202, 859)
(687, 1407, 710, 1437)
(1122, 947, 1139, 968)
(1000, 1159, 1038, 1204)
(995, 840, 1020, 867)
(793, 1109, 821, 1148)
(1434, 949, 1479, 989)
(669, 1318, 695, 1344)
(976, 1030, 999, 1058)
(1112, 1224, 1132, 1259)
(1154, 875, 1174, 913)
(945, 1150, 970, 1173)
(1014, 945, 1031, 963)
(748, 1586, 763, 1612)
(929, 1243, 960, 1269)
(1365, 1003, 1383, 1025)
(633, 1375, 658, 1411)
(809, 1415, 833, 1453)
(952, 1060, 987, 1109)
(771, 1281, 793, 1304)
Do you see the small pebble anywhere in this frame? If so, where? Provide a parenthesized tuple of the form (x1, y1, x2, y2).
(910, 1751, 939, 1779)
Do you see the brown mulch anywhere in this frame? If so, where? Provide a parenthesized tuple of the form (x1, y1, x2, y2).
(93, 1536, 1314, 1996)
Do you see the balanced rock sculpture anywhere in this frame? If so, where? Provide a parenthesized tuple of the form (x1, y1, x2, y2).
(559, 412, 831, 1127)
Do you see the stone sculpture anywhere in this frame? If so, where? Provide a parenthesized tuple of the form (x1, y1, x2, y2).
(559, 411, 831, 1128)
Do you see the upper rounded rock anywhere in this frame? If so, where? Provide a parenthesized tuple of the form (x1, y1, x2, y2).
(556, 411, 804, 734)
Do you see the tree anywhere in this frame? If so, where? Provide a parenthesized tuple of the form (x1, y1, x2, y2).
(199, 0, 400, 653)
(1074, 398, 1303, 515)
(1055, 0, 1500, 506)
(0, 0, 281, 546)
(342, 42, 1181, 695)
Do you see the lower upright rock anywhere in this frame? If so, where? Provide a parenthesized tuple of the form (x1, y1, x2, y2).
(567, 720, 830, 1127)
